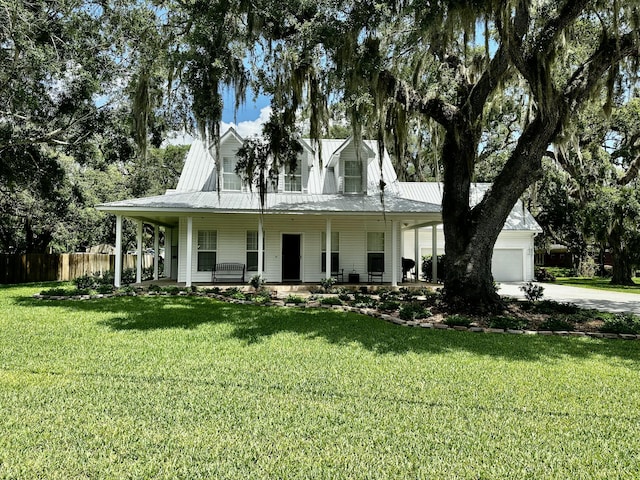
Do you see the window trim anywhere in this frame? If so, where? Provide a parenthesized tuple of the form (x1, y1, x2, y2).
(197, 230, 217, 272)
(321, 231, 340, 273)
(366, 232, 385, 273)
(222, 156, 242, 191)
(246, 230, 265, 272)
(343, 158, 362, 194)
(283, 160, 302, 192)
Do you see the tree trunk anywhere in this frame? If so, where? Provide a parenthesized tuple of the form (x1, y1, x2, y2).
(441, 114, 554, 314)
(610, 229, 634, 285)
(440, 122, 504, 313)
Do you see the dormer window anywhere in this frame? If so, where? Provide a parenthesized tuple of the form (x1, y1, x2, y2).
(284, 160, 302, 192)
(222, 156, 242, 191)
(344, 158, 361, 193)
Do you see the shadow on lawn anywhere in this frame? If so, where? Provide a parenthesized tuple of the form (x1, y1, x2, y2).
(17, 295, 640, 363)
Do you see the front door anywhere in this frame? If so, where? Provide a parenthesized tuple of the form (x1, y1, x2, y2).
(282, 234, 301, 282)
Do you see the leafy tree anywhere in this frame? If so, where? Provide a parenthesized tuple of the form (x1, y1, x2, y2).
(172, 0, 640, 312)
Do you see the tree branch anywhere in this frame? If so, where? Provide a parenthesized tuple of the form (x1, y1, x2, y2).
(377, 70, 459, 129)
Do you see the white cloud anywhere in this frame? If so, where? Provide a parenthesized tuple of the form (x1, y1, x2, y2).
(164, 105, 273, 146)
(221, 105, 272, 138)
(164, 130, 195, 146)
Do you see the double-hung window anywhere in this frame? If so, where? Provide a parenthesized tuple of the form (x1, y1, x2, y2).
(284, 160, 302, 192)
(197, 230, 217, 272)
(321, 231, 340, 273)
(246, 230, 263, 272)
(344, 158, 361, 193)
(222, 156, 242, 191)
(367, 232, 384, 273)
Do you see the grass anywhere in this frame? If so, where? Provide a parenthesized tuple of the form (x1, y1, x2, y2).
(555, 276, 640, 293)
(1, 283, 640, 478)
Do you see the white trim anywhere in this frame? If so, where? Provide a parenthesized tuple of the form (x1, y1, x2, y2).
(115, 215, 122, 287)
(186, 217, 193, 287)
(153, 225, 159, 280)
(136, 221, 143, 283)
(392, 221, 398, 286)
(432, 226, 438, 282)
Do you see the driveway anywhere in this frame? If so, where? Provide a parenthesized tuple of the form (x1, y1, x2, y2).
(498, 282, 640, 315)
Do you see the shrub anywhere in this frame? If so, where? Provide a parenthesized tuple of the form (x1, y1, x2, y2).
(520, 282, 544, 302)
(285, 294, 305, 304)
(121, 268, 136, 285)
(40, 287, 70, 297)
(399, 302, 431, 320)
(252, 294, 270, 304)
(163, 286, 182, 295)
(148, 284, 162, 293)
(74, 274, 96, 290)
(96, 284, 115, 294)
(353, 293, 377, 308)
(421, 255, 445, 282)
(600, 313, 640, 334)
(398, 287, 417, 302)
(534, 267, 556, 282)
(320, 296, 342, 306)
(377, 300, 400, 312)
(539, 317, 574, 331)
(338, 292, 352, 302)
(320, 277, 336, 292)
(488, 316, 527, 330)
(532, 300, 580, 315)
(249, 275, 263, 290)
(231, 291, 247, 300)
(444, 315, 472, 327)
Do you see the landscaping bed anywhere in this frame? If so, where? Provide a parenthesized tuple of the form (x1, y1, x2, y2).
(35, 279, 640, 339)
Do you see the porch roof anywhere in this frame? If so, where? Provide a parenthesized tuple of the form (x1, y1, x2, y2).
(97, 190, 441, 217)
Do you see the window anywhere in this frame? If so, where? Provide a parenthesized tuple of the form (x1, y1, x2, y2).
(222, 156, 242, 191)
(321, 231, 339, 272)
(246, 231, 260, 272)
(197, 230, 217, 271)
(284, 160, 302, 192)
(344, 158, 361, 193)
(367, 232, 384, 272)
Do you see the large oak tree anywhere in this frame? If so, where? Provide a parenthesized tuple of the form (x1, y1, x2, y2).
(173, 0, 639, 312)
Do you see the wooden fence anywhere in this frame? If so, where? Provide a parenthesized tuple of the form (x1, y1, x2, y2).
(0, 253, 154, 284)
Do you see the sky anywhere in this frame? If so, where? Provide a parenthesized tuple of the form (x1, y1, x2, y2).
(167, 87, 271, 145)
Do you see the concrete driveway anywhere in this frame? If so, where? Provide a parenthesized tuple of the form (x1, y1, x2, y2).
(498, 282, 640, 315)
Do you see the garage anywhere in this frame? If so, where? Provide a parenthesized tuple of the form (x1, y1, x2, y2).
(492, 249, 524, 282)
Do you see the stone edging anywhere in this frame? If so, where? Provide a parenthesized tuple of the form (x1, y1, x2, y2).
(32, 291, 640, 341)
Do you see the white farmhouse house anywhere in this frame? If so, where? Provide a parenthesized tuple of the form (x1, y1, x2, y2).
(97, 128, 541, 287)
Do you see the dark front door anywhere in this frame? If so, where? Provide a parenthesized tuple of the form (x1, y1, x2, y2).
(282, 234, 301, 281)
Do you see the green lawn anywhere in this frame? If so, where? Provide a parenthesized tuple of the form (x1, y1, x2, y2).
(1, 284, 640, 479)
(555, 276, 640, 293)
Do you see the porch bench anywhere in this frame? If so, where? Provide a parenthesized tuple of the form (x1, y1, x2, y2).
(368, 270, 384, 283)
(212, 262, 245, 283)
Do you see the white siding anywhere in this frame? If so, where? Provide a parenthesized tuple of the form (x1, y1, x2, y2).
(177, 213, 405, 284)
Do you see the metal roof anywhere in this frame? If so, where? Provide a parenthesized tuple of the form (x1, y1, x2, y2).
(98, 191, 441, 215)
(398, 182, 542, 231)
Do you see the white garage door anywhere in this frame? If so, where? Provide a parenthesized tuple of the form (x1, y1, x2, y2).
(492, 249, 524, 282)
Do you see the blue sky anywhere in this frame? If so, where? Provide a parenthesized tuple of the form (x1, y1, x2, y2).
(222, 88, 270, 123)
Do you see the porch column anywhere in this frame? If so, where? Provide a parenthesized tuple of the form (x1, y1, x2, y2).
(414, 228, 420, 281)
(391, 220, 398, 287)
(432, 225, 438, 283)
(115, 215, 122, 288)
(185, 217, 193, 287)
(325, 218, 331, 277)
(164, 228, 172, 279)
(136, 220, 143, 283)
(258, 216, 264, 277)
(153, 224, 159, 280)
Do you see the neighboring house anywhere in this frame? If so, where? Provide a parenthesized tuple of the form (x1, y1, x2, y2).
(97, 128, 541, 287)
